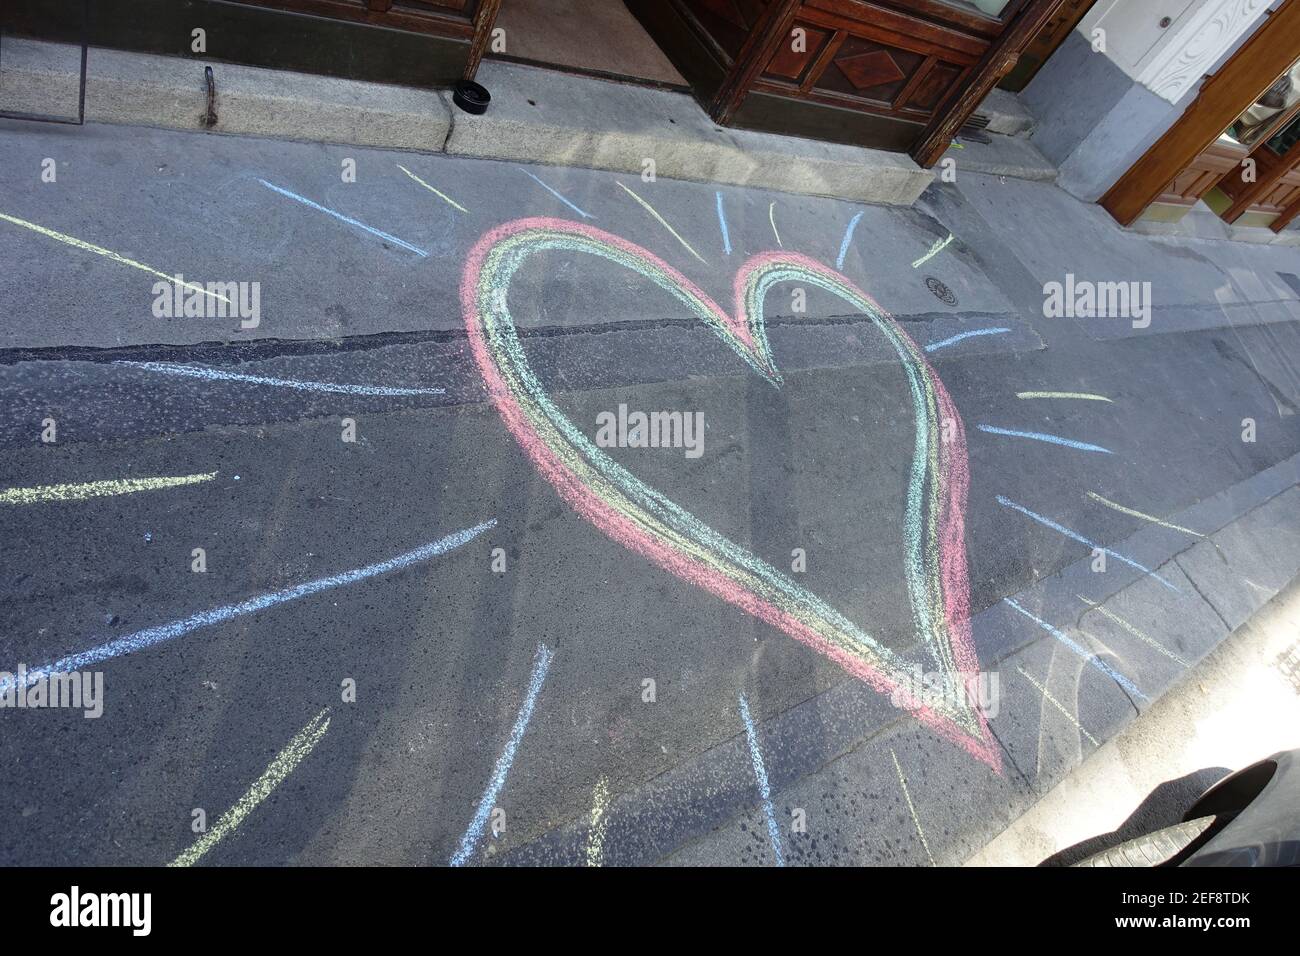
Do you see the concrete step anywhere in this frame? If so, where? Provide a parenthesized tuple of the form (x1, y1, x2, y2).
(0, 38, 450, 149)
(449, 60, 933, 206)
(944, 128, 1058, 182)
(972, 88, 1036, 137)
(1128, 200, 1300, 247)
(0, 39, 934, 207)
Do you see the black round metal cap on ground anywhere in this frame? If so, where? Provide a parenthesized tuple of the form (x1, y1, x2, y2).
(452, 80, 490, 115)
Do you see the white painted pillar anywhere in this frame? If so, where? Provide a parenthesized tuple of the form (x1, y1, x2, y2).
(1079, 0, 1275, 104)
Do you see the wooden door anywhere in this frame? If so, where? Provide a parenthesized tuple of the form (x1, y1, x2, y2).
(1156, 137, 1247, 210)
(627, 0, 1065, 155)
(230, 0, 479, 35)
(743, 0, 998, 146)
(1215, 98, 1300, 222)
(225, 0, 500, 79)
(1101, 0, 1300, 226)
(1123, 54, 1300, 229)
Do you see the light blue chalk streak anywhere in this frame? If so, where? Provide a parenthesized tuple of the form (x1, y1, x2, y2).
(1004, 598, 1148, 702)
(0, 520, 496, 695)
(977, 424, 1112, 455)
(715, 191, 732, 256)
(738, 693, 785, 867)
(519, 169, 593, 219)
(450, 643, 555, 866)
(258, 180, 428, 256)
(835, 211, 863, 270)
(997, 495, 1178, 593)
(924, 327, 1011, 353)
(118, 361, 445, 397)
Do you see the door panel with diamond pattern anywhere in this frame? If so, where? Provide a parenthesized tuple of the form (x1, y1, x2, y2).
(625, 0, 1032, 152)
(756, 2, 987, 123)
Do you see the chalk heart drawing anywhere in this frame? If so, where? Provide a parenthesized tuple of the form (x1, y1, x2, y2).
(462, 216, 1001, 771)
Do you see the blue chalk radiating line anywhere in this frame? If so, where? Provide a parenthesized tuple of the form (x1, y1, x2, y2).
(519, 168, 593, 219)
(977, 424, 1112, 455)
(0, 520, 496, 695)
(715, 191, 732, 256)
(835, 211, 863, 270)
(257, 180, 428, 256)
(450, 643, 555, 866)
(996, 495, 1178, 592)
(1004, 598, 1148, 702)
(738, 693, 785, 867)
(118, 361, 445, 397)
(924, 327, 1011, 353)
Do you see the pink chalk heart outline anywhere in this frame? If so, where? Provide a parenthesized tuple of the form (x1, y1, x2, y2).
(462, 216, 1001, 771)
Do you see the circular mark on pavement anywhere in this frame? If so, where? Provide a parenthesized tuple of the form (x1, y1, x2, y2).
(926, 276, 957, 307)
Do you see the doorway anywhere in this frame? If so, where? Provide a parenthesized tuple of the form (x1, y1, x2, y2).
(491, 0, 686, 87)
(1100, 0, 1300, 232)
(622, 0, 1066, 158)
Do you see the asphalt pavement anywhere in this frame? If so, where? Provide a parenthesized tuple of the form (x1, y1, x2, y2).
(2, 120, 1300, 866)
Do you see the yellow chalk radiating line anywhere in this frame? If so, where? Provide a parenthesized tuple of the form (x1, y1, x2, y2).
(1077, 597, 1189, 668)
(1086, 491, 1203, 537)
(1016, 391, 1113, 403)
(0, 211, 230, 303)
(586, 776, 610, 867)
(397, 164, 469, 214)
(911, 232, 953, 268)
(768, 201, 783, 247)
(1015, 665, 1100, 748)
(615, 182, 707, 264)
(0, 471, 218, 505)
(169, 708, 331, 867)
(890, 748, 935, 865)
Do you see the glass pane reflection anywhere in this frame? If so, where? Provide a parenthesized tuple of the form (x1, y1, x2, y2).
(1225, 60, 1300, 148)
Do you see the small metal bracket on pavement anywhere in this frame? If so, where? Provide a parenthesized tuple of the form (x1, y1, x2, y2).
(0, 0, 89, 125)
(203, 65, 217, 129)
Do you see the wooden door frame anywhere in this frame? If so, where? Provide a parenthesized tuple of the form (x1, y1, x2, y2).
(1217, 96, 1300, 221)
(1100, 0, 1300, 226)
(1274, 191, 1300, 230)
(462, 0, 502, 79)
(910, 0, 1072, 167)
(1000, 0, 1097, 92)
(708, 0, 802, 125)
(705, 0, 1074, 161)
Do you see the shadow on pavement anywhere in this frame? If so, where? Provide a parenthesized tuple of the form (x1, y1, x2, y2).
(1038, 767, 1231, 867)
